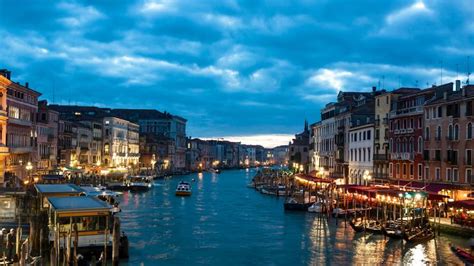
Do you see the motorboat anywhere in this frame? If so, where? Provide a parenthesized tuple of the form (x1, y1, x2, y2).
(127, 175, 153, 192)
(308, 202, 323, 213)
(176, 181, 192, 196)
(277, 185, 286, 196)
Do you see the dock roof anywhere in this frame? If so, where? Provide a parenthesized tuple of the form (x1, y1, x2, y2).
(48, 196, 110, 212)
(35, 184, 84, 194)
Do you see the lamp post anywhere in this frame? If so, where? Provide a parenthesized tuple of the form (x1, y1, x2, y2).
(363, 170, 372, 186)
(25, 161, 33, 185)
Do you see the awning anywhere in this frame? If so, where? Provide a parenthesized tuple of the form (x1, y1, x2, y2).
(395, 180, 461, 193)
(448, 200, 474, 210)
(294, 174, 333, 184)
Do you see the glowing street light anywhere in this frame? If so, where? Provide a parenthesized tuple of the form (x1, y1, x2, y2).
(363, 170, 372, 186)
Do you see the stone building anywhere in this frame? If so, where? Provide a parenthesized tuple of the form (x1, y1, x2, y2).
(349, 123, 374, 185)
(36, 100, 58, 172)
(0, 74, 10, 185)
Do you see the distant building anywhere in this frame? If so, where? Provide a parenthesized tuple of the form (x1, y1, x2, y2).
(271, 145, 289, 165)
(289, 121, 310, 172)
(348, 123, 374, 185)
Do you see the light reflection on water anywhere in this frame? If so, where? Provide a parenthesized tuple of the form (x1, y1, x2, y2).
(118, 169, 467, 265)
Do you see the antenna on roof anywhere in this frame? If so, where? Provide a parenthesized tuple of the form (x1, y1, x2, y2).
(467, 56, 471, 85)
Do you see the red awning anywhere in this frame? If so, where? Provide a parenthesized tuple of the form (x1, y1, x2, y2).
(395, 180, 461, 193)
(295, 174, 333, 184)
(448, 200, 474, 210)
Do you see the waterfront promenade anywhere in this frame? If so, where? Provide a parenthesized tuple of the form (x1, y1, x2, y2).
(118, 169, 467, 265)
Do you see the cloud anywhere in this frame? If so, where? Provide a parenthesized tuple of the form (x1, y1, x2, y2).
(0, 0, 472, 139)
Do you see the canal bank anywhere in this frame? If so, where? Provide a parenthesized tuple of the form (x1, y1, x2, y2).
(118, 169, 468, 265)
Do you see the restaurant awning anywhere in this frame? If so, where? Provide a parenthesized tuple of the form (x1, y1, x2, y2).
(448, 200, 474, 210)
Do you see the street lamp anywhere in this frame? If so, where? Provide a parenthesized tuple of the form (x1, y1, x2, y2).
(25, 161, 33, 184)
(363, 170, 372, 186)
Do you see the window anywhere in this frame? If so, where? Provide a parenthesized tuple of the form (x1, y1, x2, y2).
(454, 124, 459, 140)
(403, 164, 407, 176)
(435, 168, 440, 181)
(453, 168, 459, 182)
(418, 164, 422, 180)
(423, 150, 430, 160)
(437, 106, 442, 117)
(368, 148, 371, 161)
(446, 168, 452, 182)
(466, 150, 472, 165)
(418, 137, 423, 153)
(8, 106, 20, 119)
(410, 164, 414, 177)
(389, 163, 393, 177)
(425, 127, 430, 140)
(425, 166, 429, 180)
(448, 124, 453, 140)
(435, 150, 441, 161)
(436, 126, 442, 140)
(466, 169, 472, 184)
(367, 130, 371, 140)
(468, 123, 473, 139)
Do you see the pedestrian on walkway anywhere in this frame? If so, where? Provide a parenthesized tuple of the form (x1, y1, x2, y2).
(6, 228, 15, 262)
(0, 228, 6, 259)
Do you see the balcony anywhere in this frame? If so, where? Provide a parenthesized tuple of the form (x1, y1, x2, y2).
(8, 118, 32, 127)
(9, 146, 32, 154)
(390, 152, 414, 161)
(389, 106, 423, 118)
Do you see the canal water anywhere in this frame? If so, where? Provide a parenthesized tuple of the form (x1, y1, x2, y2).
(118, 169, 468, 265)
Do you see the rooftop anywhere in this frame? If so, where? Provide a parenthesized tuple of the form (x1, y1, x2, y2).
(47, 196, 110, 212)
(35, 184, 84, 194)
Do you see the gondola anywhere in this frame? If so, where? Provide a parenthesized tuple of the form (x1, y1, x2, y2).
(349, 219, 365, 233)
(450, 243, 474, 264)
(284, 198, 313, 211)
(365, 220, 383, 234)
(404, 228, 434, 244)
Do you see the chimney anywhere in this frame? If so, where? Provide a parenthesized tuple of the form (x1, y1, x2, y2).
(0, 69, 11, 80)
(25, 82, 29, 88)
(455, 80, 461, 91)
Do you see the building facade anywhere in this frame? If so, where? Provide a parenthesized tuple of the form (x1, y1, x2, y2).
(36, 100, 58, 172)
(0, 74, 9, 185)
(4, 70, 41, 180)
(349, 123, 374, 185)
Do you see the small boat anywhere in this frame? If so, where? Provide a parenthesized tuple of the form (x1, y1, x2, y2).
(308, 202, 323, 213)
(284, 198, 313, 211)
(450, 243, 474, 263)
(349, 218, 365, 232)
(277, 185, 286, 196)
(382, 221, 404, 239)
(365, 220, 383, 234)
(404, 228, 434, 244)
(128, 176, 153, 192)
(176, 181, 192, 196)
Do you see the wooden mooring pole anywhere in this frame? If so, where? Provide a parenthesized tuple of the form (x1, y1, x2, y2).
(112, 216, 121, 266)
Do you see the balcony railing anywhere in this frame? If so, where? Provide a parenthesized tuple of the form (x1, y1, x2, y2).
(390, 152, 414, 161)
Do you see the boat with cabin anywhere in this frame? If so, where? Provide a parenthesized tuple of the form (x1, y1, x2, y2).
(176, 181, 192, 196)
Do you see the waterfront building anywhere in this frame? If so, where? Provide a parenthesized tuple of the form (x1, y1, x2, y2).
(102, 117, 139, 167)
(0, 74, 9, 185)
(2, 70, 41, 181)
(373, 89, 419, 182)
(288, 120, 310, 172)
(389, 84, 452, 182)
(310, 121, 322, 173)
(36, 100, 59, 173)
(139, 134, 174, 171)
(424, 82, 474, 199)
(348, 123, 374, 185)
(111, 109, 187, 171)
(57, 119, 76, 167)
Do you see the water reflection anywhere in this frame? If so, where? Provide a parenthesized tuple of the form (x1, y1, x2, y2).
(117, 170, 466, 265)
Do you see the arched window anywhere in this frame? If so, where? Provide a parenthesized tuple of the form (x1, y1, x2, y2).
(468, 123, 473, 139)
(418, 136, 423, 153)
(409, 137, 414, 152)
(454, 124, 459, 140)
(390, 138, 393, 152)
(448, 124, 453, 140)
(425, 127, 430, 140)
(437, 126, 442, 140)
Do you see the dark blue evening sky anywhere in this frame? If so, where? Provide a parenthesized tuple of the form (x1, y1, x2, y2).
(0, 0, 473, 146)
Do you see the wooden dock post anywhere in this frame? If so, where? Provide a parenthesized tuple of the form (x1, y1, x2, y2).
(112, 216, 120, 265)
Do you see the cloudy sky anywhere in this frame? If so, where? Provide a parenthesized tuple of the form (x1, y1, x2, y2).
(1, 0, 473, 147)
